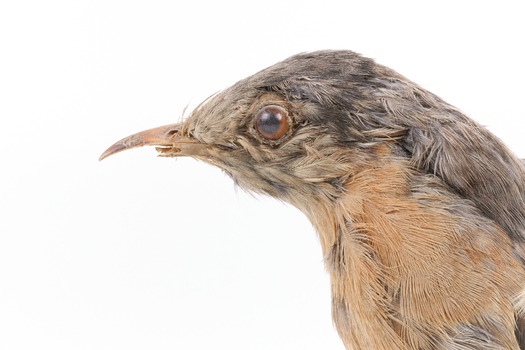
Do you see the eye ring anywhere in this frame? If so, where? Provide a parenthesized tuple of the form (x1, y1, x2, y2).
(255, 105, 289, 140)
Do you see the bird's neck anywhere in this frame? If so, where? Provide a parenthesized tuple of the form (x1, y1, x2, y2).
(299, 157, 523, 349)
(300, 160, 412, 349)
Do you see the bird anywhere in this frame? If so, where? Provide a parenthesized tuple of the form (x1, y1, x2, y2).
(100, 50, 525, 349)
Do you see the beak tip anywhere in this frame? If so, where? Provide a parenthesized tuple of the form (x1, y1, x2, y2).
(98, 153, 108, 161)
(99, 143, 126, 161)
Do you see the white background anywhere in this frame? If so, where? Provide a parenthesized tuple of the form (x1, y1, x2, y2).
(1, 1, 524, 349)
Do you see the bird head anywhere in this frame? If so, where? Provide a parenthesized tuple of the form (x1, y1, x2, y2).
(100, 50, 525, 349)
(100, 51, 408, 213)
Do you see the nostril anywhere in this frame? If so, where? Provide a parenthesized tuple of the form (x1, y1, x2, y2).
(166, 129, 179, 138)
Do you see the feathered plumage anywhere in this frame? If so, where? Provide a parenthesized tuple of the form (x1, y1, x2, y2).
(101, 50, 525, 349)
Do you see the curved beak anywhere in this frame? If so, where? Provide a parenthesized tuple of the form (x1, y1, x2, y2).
(99, 123, 185, 161)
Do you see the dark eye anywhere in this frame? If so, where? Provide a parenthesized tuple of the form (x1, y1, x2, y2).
(255, 105, 289, 140)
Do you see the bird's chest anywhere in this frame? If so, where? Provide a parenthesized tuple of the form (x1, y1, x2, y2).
(316, 171, 524, 349)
